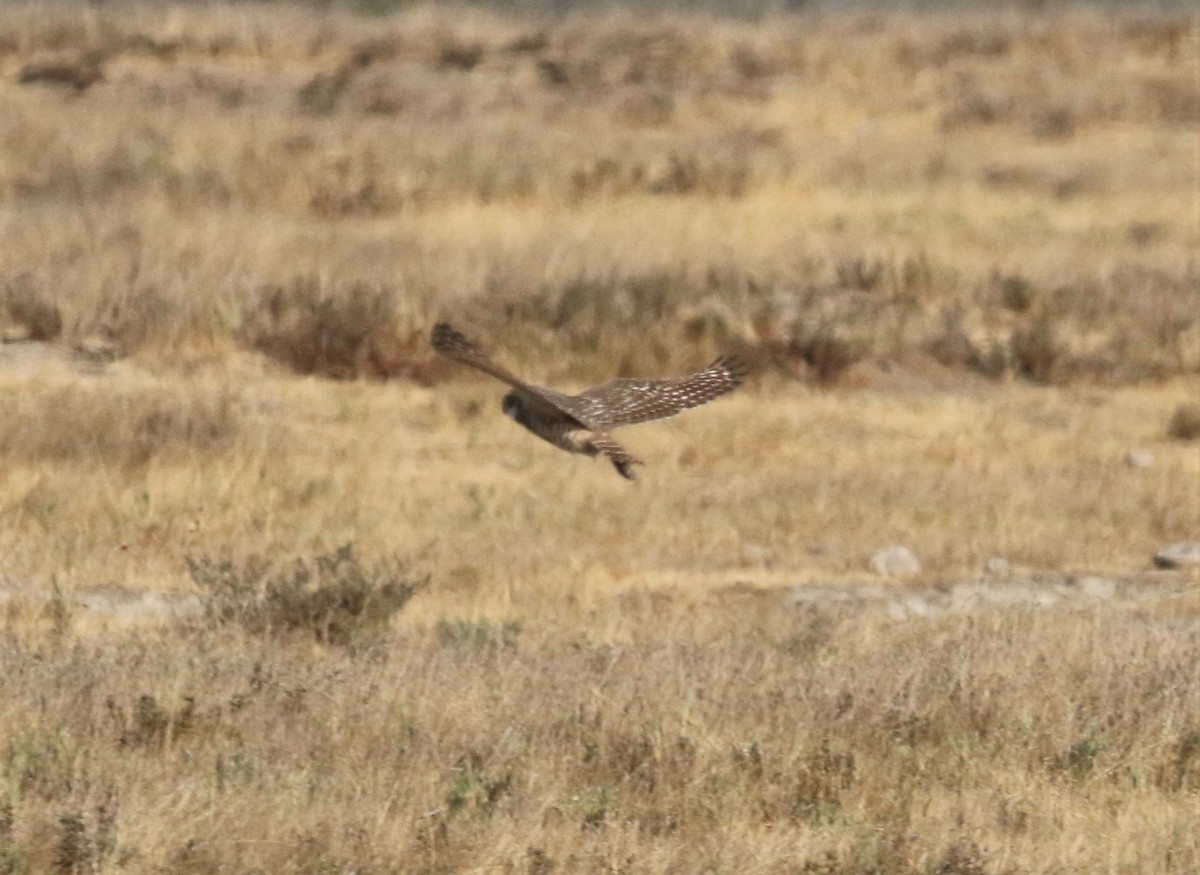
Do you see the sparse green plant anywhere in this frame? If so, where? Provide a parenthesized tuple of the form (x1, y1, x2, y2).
(1059, 730, 1108, 779)
(789, 741, 856, 823)
(0, 802, 27, 875)
(214, 752, 259, 792)
(6, 727, 76, 802)
(568, 785, 611, 829)
(435, 618, 520, 652)
(42, 582, 71, 638)
(445, 754, 512, 818)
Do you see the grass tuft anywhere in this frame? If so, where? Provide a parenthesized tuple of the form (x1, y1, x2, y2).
(0, 385, 240, 467)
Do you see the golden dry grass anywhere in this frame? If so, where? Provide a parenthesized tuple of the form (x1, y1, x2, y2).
(0, 1, 1197, 380)
(0, 2, 1199, 873)
(1, 348, 1198, 873)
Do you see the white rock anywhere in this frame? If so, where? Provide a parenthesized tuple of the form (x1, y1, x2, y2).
(1123, 451, 1154, 468)
(870, 546, 920, 577)
(1153, 542, 1200, 569)
(985, 557, 1009, 574)
(1071, 576, 1117, 599)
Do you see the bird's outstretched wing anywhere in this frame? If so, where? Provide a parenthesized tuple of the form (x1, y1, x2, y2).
(570, 356, 748, 431)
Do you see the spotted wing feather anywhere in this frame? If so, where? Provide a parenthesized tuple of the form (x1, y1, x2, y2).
(570, 356, 748, 430)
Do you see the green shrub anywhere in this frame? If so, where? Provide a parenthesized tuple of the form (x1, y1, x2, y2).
(186, 544, 423, 646)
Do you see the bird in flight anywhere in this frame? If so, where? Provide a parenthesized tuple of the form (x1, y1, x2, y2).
(431, 323, 747, 480)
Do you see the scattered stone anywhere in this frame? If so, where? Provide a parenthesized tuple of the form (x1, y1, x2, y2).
(950, 581, 1059, 609)
(1070, 576, 1117, 599)
(73, 335, 120, 364)
(869, 545, 920, 577)
(1123, 450, 1154, 468)
(1153, 542, 1200, 569)
(984, 556, 1009, 574)
(787, 585, 886, 605)
(786, 574, 1185, 621)
(1167, 403, 1200, 440)
(887, 595, 932, 620)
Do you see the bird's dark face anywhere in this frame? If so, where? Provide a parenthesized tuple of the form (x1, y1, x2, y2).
(501, 391, 524, 423)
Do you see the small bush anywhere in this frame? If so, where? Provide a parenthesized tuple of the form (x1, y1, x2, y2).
(186, 544, 423, 646)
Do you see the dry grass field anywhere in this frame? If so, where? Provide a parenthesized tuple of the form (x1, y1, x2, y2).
(1, 1, 1199, 872)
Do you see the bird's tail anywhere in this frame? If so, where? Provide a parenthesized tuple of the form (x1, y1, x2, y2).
(431, 322, 486, 361)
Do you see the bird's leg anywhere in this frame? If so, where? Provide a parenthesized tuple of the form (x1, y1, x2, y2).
(584, 433, 643, 481)
(609, 456, 641, 480)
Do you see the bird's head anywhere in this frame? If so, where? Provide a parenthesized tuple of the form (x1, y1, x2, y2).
(501, 391, 523, 422)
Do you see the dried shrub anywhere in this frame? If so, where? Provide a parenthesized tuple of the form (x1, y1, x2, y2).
(1141, 74, 1200, 125)
(3, 279, 62, 342)
(89, 284, 181, 356)
(296, 67, 353, 115)
(1011, 318, 1062, 384)
(242, 278, 404, 379)
(116, 694, 198, 750)
(834, 256, 885, 293)
(186, 544, 424, 646)
(940, 91, 1007, 130)
(1031, 106, 1076, 140)
(1167, 403, 1200, 441)
(17, 52, 104, 91)
(932, 26, 1011, 64)
(992, 273, 1036, 313)
(926, 319, 976, 370)
(438, 42, 483, 72)
(794, 329, 866, 386)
